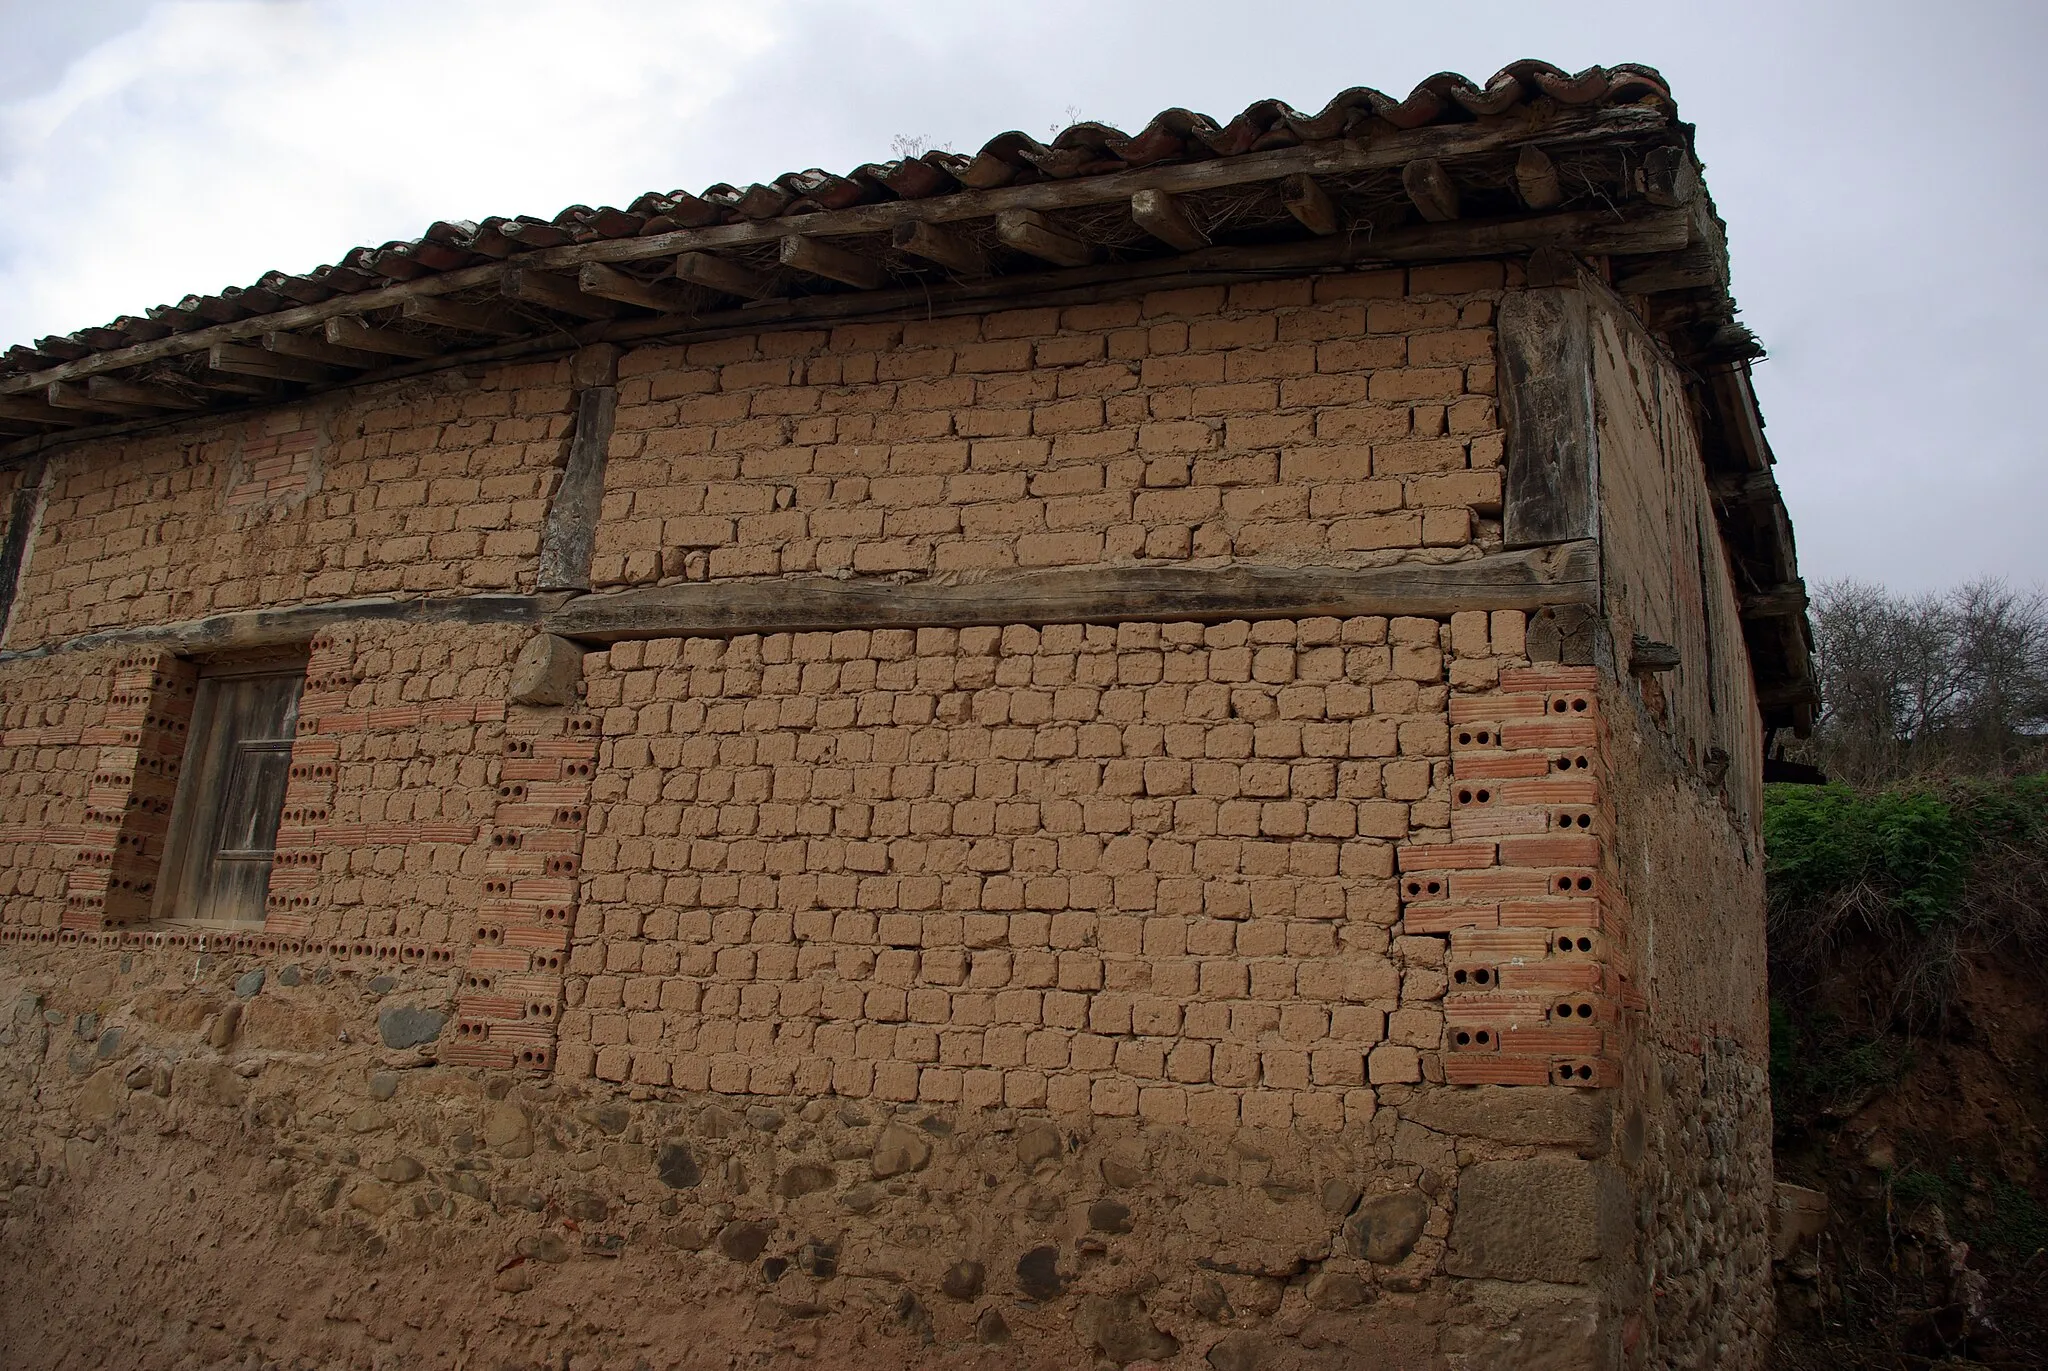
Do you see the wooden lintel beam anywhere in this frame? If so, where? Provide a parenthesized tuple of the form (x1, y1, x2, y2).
(264, 331, 382, 370)
(890, 220, 988, 276)
(1403, 158, 1461, 222)
(1740, 582, 1808, 620)
(85, 376, 203, 411)
(0, 395, 85, 426)
(207, 343, 334, 384)
(324, 317, 442, 359)
(501, 267, 623, 320)
(780, 236, 887, 290)
(1280, 175, 1339, 236)
(674, 251, 775, 300)
(1515, 145, 1564, 210)
(401, 296, 530, 335)
(543, 542, 1600, 643)
(995, 209, 1096, 267)
(45, 381, 164, 417)
(577, 262, 693, 313)
(0, 102, 1674, 399)
(1130, 189, 1207, 251)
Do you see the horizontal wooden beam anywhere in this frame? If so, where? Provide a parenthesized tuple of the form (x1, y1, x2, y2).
(577, 262, 693, 313)
(263, 330, 382, 370)
(780, 235, 886, 290)
(996, 209, 1095, 267)
(1280, 175, 1339, 236)
(207, 343, 334, 384)
(1130, 189, 1207, 251)
(0, 593, 558, 663)
(85, 376, 205, 411)
(0, 104, 1671, 398)
(45, 382, 159, 417)
(1403, 158, 1461, 222)
(674, 251, 775, 300)
(1740, 582, 1808, 620)
(1515, 145, 1563, 210)
(543, 542, 1600, 643)
(0, 395, 85, 426)
(401, 296, 529, 335)
(502, 267, 623, 320)
(325, 317, 442, 360)
(890, 220, 988, 276)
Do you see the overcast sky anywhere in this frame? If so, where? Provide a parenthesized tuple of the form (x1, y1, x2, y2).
(1, 0, 2041, 593)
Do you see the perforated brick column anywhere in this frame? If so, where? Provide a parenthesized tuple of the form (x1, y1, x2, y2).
(442, 709, 598, 1071)
(1396, 664, 1643, 1088)
(266, 632, 354, 934)
(61, 650, 198, 929)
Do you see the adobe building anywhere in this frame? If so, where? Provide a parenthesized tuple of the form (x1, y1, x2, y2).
(0, 62, 1814, 1369)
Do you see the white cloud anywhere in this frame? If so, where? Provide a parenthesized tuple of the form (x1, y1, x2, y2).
(0, 0, 783, 343)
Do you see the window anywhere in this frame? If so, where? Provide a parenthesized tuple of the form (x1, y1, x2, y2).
(154, 658, 305, 925)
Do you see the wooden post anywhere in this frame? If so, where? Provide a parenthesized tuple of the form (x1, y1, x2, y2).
(535, 385, 619, 592)
(1497, 288, 1598, 548)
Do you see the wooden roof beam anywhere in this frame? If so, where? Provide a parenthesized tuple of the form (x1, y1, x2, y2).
(1280, 175, 1339, 236)
(1130, 190, 1207, 251)
(401, 296, 530, 336)
(1515, 146, 1564, 210)
(0, 395, 86, 427)
(890, 221, 988, 276)
(995, 210, 1096, 267)
(264, 331, 383, 370)
(324, 318, 443, 359)
(1403, 159, 1460, 222)
(674, 252, 775, 300)
(501, 267, 623, 320)
(577, 263, 694, 314)
(1740, 581, 1808, 620)
(780, 236, 887, 290)
(206, 343, 335, 384)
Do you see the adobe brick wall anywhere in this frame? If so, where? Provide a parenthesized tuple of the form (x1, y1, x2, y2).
(594, 268, 1511, 586)
(0, 262, 1774, 1369)
(0, 366, 572, 649)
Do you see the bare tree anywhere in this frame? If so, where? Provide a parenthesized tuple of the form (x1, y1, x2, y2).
(1799, 578, 2048, 784)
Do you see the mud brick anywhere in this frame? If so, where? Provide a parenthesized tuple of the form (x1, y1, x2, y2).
(1500, 1024, 1605, 1055)
(510, 877, 579, 901)
(459, 994, 529, 1021)
(1449, 693, 1545, 725)
(504, 926, 571, 952)
(1495, 776, 1599, 806)
(1443, 993, 1549, 1026)
(1448, 869, 1552, 900)
(1442, 1054, 1554, 1086)
(1498, 834, 1601, 867)
(1451, 805, 1551, 840)
(1395, 841, 1495, 872)
(1548, 1056, 1619, 1088)
(1498, 896, 1609, 929)
(1500, 718, 1599, 749)
(1498, 960, 1605, 992)
(1449, 928, 1551, 961)
(1451, 753, 1554, 780)
(1400, 902, 1498, 934)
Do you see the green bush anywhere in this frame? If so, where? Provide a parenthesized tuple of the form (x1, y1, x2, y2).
(1765, 775, 2048, 934)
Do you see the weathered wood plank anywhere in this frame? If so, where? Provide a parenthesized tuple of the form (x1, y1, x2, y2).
(674, 251, 775, 300)
(1498, 288, 1598, 548)
(577, 262, 693, 313)
(1403, 158, 1461, 222)
(535, 386, 618, 592)
(542, 543, 1600, 642)
(324, 317, 442, 359)
(0, 105, 1671, 398)
(995, 210, 1095, 267)
(890, 221, 988, 276)
(1280, 175, 1339, 235)
(780, 235, 887, 289)
(401, 296, 529, 335)
(502, 268, 623, 320)
(1130, 190, 1207, 250)
(1515, 145, 1563, 209)
(0, 593, 556, 663)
